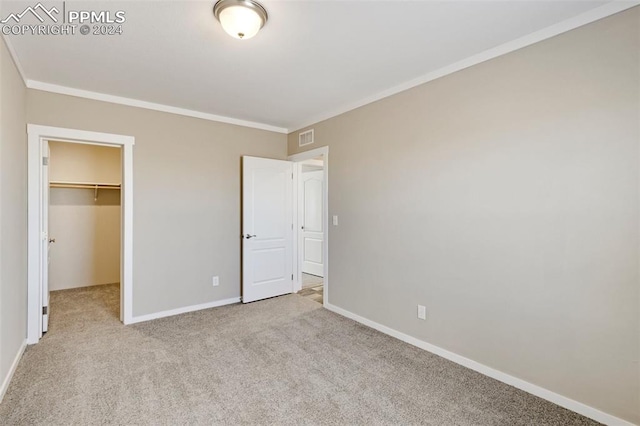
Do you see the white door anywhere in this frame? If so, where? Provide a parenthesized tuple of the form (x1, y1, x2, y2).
(242, 156, 294, 303)
(42, 141, 50, 333)
(301, 170, 324, 277)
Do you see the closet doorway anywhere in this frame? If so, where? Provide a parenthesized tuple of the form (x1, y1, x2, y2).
(46, 141, 122, 331)
(27, 125, 135, 344)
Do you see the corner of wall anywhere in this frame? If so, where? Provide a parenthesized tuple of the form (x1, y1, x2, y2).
(0, 32, 29, 404)
(0, 340, 26, 403)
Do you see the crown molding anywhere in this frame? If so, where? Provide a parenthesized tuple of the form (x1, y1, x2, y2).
(7, 2, 637, 135)
(1, 35, 27, 86)
(288, 1, 640, 132)
(25, 80, 289, 134)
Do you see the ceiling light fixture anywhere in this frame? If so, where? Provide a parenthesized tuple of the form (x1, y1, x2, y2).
(213, 0, 268, 40)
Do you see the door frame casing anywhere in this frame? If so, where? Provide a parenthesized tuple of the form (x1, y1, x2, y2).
(27, 124, 135, 343)
(288, 146, 329, 307)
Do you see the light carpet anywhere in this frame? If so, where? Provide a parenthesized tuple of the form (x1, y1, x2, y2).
(0, 284, 598, 425)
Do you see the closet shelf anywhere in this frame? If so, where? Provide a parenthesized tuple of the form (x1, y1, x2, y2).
(49, 181, 121, 190)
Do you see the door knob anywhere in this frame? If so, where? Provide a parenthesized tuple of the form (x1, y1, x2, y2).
(245, 234, 257, 239)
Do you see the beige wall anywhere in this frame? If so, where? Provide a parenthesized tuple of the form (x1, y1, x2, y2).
(49, 142, 121, 291)
(49, 141, 121, 184)
(288, 9, 640, 423)
(28, 90, 287, 316)
(0, 40, 27, 392)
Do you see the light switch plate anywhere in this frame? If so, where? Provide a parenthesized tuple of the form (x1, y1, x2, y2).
(332, 215, 339, 226)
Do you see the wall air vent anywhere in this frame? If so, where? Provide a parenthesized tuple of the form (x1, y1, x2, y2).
(298, 129, 314, 147)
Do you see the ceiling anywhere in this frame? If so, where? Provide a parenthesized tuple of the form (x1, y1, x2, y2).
(2, 1, 617, 132)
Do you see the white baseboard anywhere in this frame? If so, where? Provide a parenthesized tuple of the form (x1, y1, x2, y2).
(128, 297, 241, 324)
(0, 340, 27, 404)
(324, 303, 635, 426)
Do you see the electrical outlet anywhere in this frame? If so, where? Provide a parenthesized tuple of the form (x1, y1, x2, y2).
(212, 276, 219, 287)
(417, 304, 426, 320)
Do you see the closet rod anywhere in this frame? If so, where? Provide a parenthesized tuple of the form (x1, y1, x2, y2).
(49, 183, 121, 190)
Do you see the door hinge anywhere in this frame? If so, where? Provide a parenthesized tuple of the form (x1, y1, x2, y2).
(42, 306, 48, 315)
(291, 173, 294, 179)
(291, 274, 294, 280)
(42, 157, 49, 166)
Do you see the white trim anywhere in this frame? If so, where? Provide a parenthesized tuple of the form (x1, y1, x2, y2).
(120, 138, 134, 325)
(28, 125, 135, 147)
(288, 1, 640, 131)
(324, 302, 636, 426)
(26, 81, 289, 134)
(0, 340, 26, 403)
(27, 125, 135, 344)
(288, 147, 329, 308)
(292, 161, 301, 293)
(128, 297, 241, 324)
(1, 35, 27, 86)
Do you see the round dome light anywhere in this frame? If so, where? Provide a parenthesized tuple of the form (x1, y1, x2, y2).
(213, 0, 268, 40)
